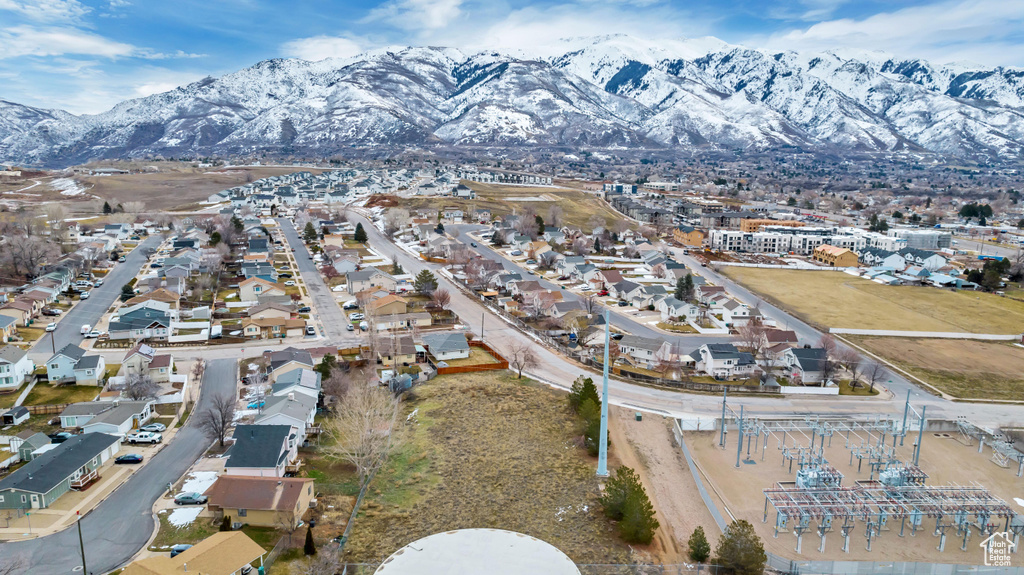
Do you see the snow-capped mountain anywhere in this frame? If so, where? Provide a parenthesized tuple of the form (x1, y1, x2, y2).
(2, 35, 1023, 167)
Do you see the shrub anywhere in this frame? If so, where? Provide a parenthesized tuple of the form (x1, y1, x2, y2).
(688, 526, 711, 562)
(714, 520, 766, 575)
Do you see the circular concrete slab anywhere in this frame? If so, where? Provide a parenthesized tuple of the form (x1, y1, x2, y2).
(374, 529, 581, 575)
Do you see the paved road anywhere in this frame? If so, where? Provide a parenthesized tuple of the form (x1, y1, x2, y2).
(276, 218, 351, 340)
(449, 224, 733, 348)
(31, 235, 162, 357)
(0, 358, 238, 575)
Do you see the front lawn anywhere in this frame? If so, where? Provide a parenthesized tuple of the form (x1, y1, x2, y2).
(23, 383, 100, 406)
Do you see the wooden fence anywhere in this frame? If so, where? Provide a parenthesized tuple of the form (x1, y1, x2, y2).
(25, 403, 70, 415)
(434, 340, 509, 375)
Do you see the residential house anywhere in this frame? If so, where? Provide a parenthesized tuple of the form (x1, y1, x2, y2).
(720, 300, 751, 326)
(267, 348, 314, 381)
(693, 343, 756, 379)
(149, 354, 174, 383)
(588, 269, 623, 291)
(271, 368, 321, 400)
(46, 344, 106, 385)
(782, 347, 829, 385)
(0, 433, 122, 509)
(371, 312, 432, 331)
(656, 297, 697, 322)
(204, 476, 314, 530)
(0, 345, 34, 391)
(239, 277, 285, 302)
(346, 267, 397, 295)
(2, 406, 28, 426)
(0, 315, 16, 343)
(762, 329, 799, 358)
(618, 336, 664, 369)
(254, 393, 317, 444)
(696, 285, 726, 303)
(897, 248, 947, 271)
(367, 294, 408, 316)
(240, 262, 278, 283)
(10, 431, 49, 462)
(242, 317, 306, 339)
(379, 335, 417, 367)
(0, 300, 35, 327)
(59, 400, 152, 432)
(245, 302, 295, 320)
(609, 280, 641, 300)
(422, 332, 470, 361)
(225, 424, 296, 477)
(121, 342, 155, 376)
(121, 531, 267, 575)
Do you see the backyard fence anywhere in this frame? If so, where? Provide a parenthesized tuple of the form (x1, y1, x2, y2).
(433, 340, 509, 375)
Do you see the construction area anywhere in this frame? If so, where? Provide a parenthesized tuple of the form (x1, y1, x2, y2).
(684, 393, 1024, 565)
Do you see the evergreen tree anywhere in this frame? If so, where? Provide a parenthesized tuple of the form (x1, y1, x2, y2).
(120, 283, 135, 301)
(209, 231, 222, 246)
(594, 238, 602, 254)
(688, 526, 711, 562)
(304, 524, 317, 556)
(535, 214, 545, 232)
(435, 223, 445, 235)
(220, 515, 232, 532)
(315, 354, 336, 379)
(619, 482, 659, 544)
(354, 223, 368, 243)
(303, 222, 318, 243)
(103, 201, 112, 214)
(568, 375, 599, 413)
(392, 262, 404, 275)
(714, 520, 766, 575)
(599, 466, 639, 521)
(674, 276, 685, 300)
(231, 215, 244, 233)
(413, 269, 438, 294)
(979, 215, 987, 227)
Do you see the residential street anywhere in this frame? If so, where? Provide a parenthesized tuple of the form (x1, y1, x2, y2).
(0, 358, 238, 575)
(30, 235, 162, 358)
(277, 217, 352, 340)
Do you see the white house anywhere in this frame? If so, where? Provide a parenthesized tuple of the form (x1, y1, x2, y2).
(693, 343, 756, 379)
(781, 347, 829, 385)
(0, 346, 34, 391)
(254, 393, 317, 445)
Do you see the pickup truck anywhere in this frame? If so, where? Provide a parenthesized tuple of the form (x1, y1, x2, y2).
(126, 431, 162, 444)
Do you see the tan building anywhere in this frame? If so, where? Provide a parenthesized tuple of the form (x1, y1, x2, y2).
(239, 277, 285, 302)
(121, 531, 266, 575)
(367, 294, 408, 316)
(242, 317, 306, 339)
(672, 225, 706, 247)
(245, 302, 294, 320)
(378, 334, 417, 367)
(204, 475, 314, 529)
(740, 219, 805, 233)
(813, 245, 859, 267)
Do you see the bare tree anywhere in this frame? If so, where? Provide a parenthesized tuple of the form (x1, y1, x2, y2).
(323, 384, 402, 484)
(507, 341, 538, 378)
(571, 237, 590, 256)
(196, 393, 236, 448)
(430, 288, 451, 310)
(124, 373, 160, 400)
(44, 203, 69, 246)
(1, 234, 59, 278)
(864, 361, 886, 393)
(299, 544, 340, 575)
(122, 201, 146, 215)
(547, 205, 564, 228)
(323, 366, 354, 405)
(736, 322, 768, 362)
(538, 251, 559, 270)
(382, 208, 409, 238)
(581, 293, 598, 315)
(612, 219, 630, 236)
(818, 333, 837, 357)
(836, 347, 861, 386)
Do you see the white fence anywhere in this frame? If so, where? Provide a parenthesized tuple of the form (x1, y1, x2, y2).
(830, 328, 1020, 340)
(779, 386, 840, 396)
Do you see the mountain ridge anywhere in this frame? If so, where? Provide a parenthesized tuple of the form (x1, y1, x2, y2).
(2, 36, 1023, 167)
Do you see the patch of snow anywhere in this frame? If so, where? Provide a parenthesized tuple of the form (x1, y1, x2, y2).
(167, 506, 203, 528)
(247, 362, 259, 373)
(49, 178, 88, 196)
(180, 471, 218, 494)
(1015, 497, 1024, 508)
(233, 408, 257, 422)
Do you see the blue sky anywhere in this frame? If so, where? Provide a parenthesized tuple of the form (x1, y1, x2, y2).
(1, 0, 1022, 114)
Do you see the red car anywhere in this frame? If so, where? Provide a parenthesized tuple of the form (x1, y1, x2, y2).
(597, 290, 609, 296)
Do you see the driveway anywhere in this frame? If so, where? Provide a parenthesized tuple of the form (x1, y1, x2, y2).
(0, 357, 238, 575)
(31, 235, 162, 357)
(276, 217, 351, 340)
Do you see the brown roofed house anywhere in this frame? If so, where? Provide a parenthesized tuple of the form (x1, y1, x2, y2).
(204, 475, 315, 529)
(121, 531, 267, 575)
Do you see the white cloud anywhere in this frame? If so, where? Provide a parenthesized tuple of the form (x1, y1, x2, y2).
(365, 0, 466, 31)
(281, 35, 364, 61)
(762, 0, 1024, 66)
(0, 0, 90, 22)
(0, 26, 134, 58)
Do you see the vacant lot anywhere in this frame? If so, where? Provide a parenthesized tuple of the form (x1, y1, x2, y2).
(341, 371, 631, 564)
(722, 267, 1024, 334)
(847, 336, 1024, 400)
(402, 182, 626, 232)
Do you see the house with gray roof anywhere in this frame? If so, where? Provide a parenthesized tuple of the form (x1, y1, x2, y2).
(0, 433, 122, 509)
(421, 332, 470, 361)
(225, 425, 296, 478)
(271, 368, 321, 400)
(46, 344, 107, 385)
(0, 345, 33, 391)
(10, 431, 49, 462)
(781, 347, 830, 384)
(693, 343, 756, 379)
(345, 267, 397, 295)
(255, 393, 317, 444)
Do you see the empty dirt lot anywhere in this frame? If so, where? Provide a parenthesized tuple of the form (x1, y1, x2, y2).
(845, 337, 1024, 401)
(687, 429, 1024, 564)
(722, 267, 1024, 334)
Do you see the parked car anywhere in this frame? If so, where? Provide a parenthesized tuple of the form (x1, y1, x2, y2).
(359, 321, 368, 331)
(297, 306, 311, 313)
(80, 291, 91, 300)
(509, 250, 522, 256)
(343, 301, 359, 310)
(346, 323, 355, 331)
(470, 242, 477, 247)
(284, 280, 296, 286)
(94, 279, 103, 287)
(42, 308, 62, 316)
(305, 326, 316, 336)
(115, 454, 144, 464)
(247, 400, 265, 410)
(617, 301, 629, 307)
(140, 423, 166, 432)
(84, 330, 102, 339)
(118, 256, 126, 263)
(349, 312, 364, 321)
(173, 492, 208, 505)
(45, 322, 57, 332)
(279, 273, 293, 278)
(126, 431, 162, 444)
(150, 264, 162, 269)
(169, 544, 193, 558)
(80, 324, 92, 334)
(525, 259, 537, 265)
(611, 333, 625, 340)
(597, 290, 609, 296)
(49, 432, 74, 443)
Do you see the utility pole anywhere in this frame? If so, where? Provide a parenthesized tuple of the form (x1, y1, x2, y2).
(480, 312, 484, 341)
(77, 511, 87, 575)
(597, 308, 610, 477)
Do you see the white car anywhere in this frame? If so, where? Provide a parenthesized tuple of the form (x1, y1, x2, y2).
(84, 330, 103, 339)
(126, 431, 162, 444)
(80, 291, 90, 300)
(349, 312, 364, 321)
(284, 280, 296, 286)
(45, 322, 57, 332)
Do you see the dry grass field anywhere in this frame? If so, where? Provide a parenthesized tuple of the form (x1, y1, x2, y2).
(341, 371, 631, 564)
(722, 267, 1024, 334)
(846, 336, 1024, 400)
(402, 181, 626, 232)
